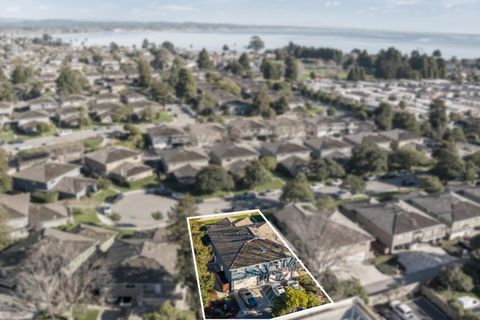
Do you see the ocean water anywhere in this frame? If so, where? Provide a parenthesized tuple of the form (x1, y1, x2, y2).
(57, 29, 480, 58)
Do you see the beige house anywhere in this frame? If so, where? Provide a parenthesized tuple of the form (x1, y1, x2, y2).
(84, 147, 143, 176)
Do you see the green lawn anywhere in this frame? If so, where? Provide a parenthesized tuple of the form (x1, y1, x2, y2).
(157, 111, 174, 123)
(253, 178, 285, 193)
(90, 188, 118, 203)
(73, 208, 100, 225)
(112, 175, 158, 192)
(73, 307, 99, 320)
(0, 130, 15, 142)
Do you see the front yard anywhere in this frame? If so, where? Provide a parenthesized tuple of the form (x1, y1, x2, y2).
(371, 255, 402, 275)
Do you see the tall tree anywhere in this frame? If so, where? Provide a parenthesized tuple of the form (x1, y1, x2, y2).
(195, 165, 234, 194)
(248, 35, 265, 53)
(0, 79, 16, 102)
(56, 67, 87, 96)
(429, 99, 448, 132)
(238, 53, 251, 70)
(432, 142, 465, 181)
(143, 302, 195, 320)
(349, 143, 388, 176)
(150, 79, 172, 104)
(281, 173, 315, 203)
(284, 56, 299, 82)
(197, 48, 212, 69)
(175, 68, 197, 101)
(0, 149, 11, 192)
(243, 161, 271, 188)
(393, 111, 420, 133)
(138, 57, 153, 88)
(252, 86, 274, 118)
(374, 102, 393, 130)
(0, 208, 11, 250)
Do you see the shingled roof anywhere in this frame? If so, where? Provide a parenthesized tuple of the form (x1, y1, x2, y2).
(13, 163, 80, 183)
(408, 192, 480, 225)
(85, 147, 140, 165)
(206, 218, 291, 270)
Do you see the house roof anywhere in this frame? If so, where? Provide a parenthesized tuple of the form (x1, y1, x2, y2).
(408, 192, 480, 224)
(160, 148, 209, 164)
(13, 110, 49, 121)
(210, 143, 258, 160)
(110, 162, 152, 178)
(85, 147, 140, 165)
(13, 162, 80, 183)
(172, 164, 201, 179)
(276, 204, 373, 250)
(147, 125, 186, 138)
(261, 141, 309, 155)
(304, 137, 351, 151)
(0, 193, 30, 220)
(344, 132, 391, 145)
(207, 218, 291, 270)
(379, 129, 421, 142)
(342, 200, 443, 235)
(51, 176, 97, 195)
(29, 203, 69, 226)
(71, 224, 118, 242)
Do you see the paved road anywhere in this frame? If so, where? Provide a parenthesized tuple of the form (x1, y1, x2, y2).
(112, 191, 176, 229)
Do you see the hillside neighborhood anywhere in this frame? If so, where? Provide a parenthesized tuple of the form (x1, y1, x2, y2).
(0, 31, 479, 320)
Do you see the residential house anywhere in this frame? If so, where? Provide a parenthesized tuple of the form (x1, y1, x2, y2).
(341, 200, 447, 253)
(55, 106, 85, 128)
(71, 224, 118, 252)
(379, 129, 423, 148)
(209, 143, 259, 172)
(159, 148, 210, 186)
(0, 193, 30, 239)
(147, 125, 190, 150)
(343, 132, 392, 150)
(89, 102, 121, 124)
(276, 203, 374, 269)
(0, 102, 12, 127)
(260, 141, 310, 162)
(304, 137, 353, 159)
(408, 191, 480, 239)
(268, 117, 306, 140)
(29, 203, 71, 230)
(12, 110, 51, 134)
(185, 122, 227, 147)
(206, 216, 298, 292)
(26, 96, 58, 111)
(61, 95, 88, 108)
(228, 118, 272, 140)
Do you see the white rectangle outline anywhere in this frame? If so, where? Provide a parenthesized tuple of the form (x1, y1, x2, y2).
(186, 209, 334, 320)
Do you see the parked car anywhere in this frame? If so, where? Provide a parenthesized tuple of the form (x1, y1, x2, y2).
(238, 288, 257, 308)
(272, 284, 285, 296)
(152, 188, 172, 196)
(456, 296, 480, 310)
(286, 280, 300, 289)
(390, 301, 419, 320)
(106, 193, 124, 204)
(171, 192, 184, 200)
(103, 204, 112, 215)
(334, 189, 352, 199)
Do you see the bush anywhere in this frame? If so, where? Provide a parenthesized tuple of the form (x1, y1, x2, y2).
(31, 191, 59, 203)
(151, 211, 164, 221)
(419, 175, 444, 193)
(110, 213, 121, 222)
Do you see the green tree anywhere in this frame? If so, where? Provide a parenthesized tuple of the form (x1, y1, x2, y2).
(143, 302, 195, 320)
(243, 161, 271, 188)
(0, 208, 11, 250)
(248, 35, 265, 53)
(432, 143, 465, 181)
(56, 67, 87, 96)
(138, 58, 153, 88)
(0, 149, 11, 192)
(316, 195, 337, 212)
(252, 86, 274, 118)
(374, 102, 393, 130)
(437, 266, 474, 292)
(284, 56, 299, 81)
(259, 156, 277, 171)
(389, 148, 430, 171)
(429, 99, 448, 133)
(327, 108, 336, 116)
(349, 143, 388, 177)
(272, 287, 321, 317)
(392, 112, 420, 133)
(281, 173, 315, 203)
(0, 80, 16, 102)
(11, 64, 34, 84)
(196, 165, 234, 194)
(197, 48, 212, 69)
(463, 161, 477, 184)
(150, 80, 173, 104)
(307, 158, 345, 181)
(238, 53, 251, 70)
(175, 68, 197, 101)
(260, 59, 282, 80)
(342, 175, 366, 194)
(347, 65, 366, 81)
(419, 175, 444, 193)
(272, 96, 290, 115)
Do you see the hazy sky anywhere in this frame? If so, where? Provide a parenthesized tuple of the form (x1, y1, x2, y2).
(1, 0, 479, 34)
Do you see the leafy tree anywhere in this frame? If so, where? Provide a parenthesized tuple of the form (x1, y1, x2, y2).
(389, 148, 430, 171)
(284, 56, 299, 81)
(272, 287, 321, 317)
(318, 270, 368, 304)
(374, 102, 393, 130)
(11, 64, 34, 84)
(307, 158, 345, 181)
(419, 175, 444, 193)
(342, 175, 366, 194)
(56, 67, 87, 96)
(392, 112, 420, 133)
(0, 149, 11, 192)
(327, 108, 336, 116)
(97, 177, 111, 190)
(243, 161, 271, 189)
(252, 86, 274, 118)
(152, 48, 173, 70)
(259, 156, 277, 171)
(316, 195, 337, 212)
(161, 41, 176, 54)
(143, 297, 195, 319)
(272, 96, 290, 115)
(0, 208, 11, 250)
(225, 59, 244, 76)
(464, 161, 477, 184)
(432, 143, 465, 181)
(437, 266, 474, 292)
(197, 48, 212, 69)
(0, 80, 16, 102)
(347, 65, 366, 81)
(238, 53, 251, 70)
(429, 99, 448, 133)
(465, 151, 480, 167)
(248, 35, 265, 53)
(260, 59, 282, 80)
(444, 127, 467, 142)
(281, 173, 315, 203)
(138, 57, 153, 88)
(349, 143, 388, 177)
(142, 38, 149, 49)
(175, 68, 197, 101)
(150, 80, 172, 104)
(196, 165, 234, 194)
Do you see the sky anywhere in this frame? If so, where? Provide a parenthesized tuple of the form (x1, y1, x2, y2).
(1, 0, 480, 34)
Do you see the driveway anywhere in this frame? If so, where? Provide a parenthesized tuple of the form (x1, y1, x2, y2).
(337, 262, 394, 287)
(197, 197, 232, 215)
(112, 191, 177, 229)
(406, 297, 450, 320)
(397, 245, 458, 274)
(233, 287, 272, 319)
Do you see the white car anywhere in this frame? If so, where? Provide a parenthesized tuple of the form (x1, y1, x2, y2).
(272, 284, 285, 296)
(103, 204, 112, 215)
(390, 301, 419, 320)
(286, 280, 300, 289)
